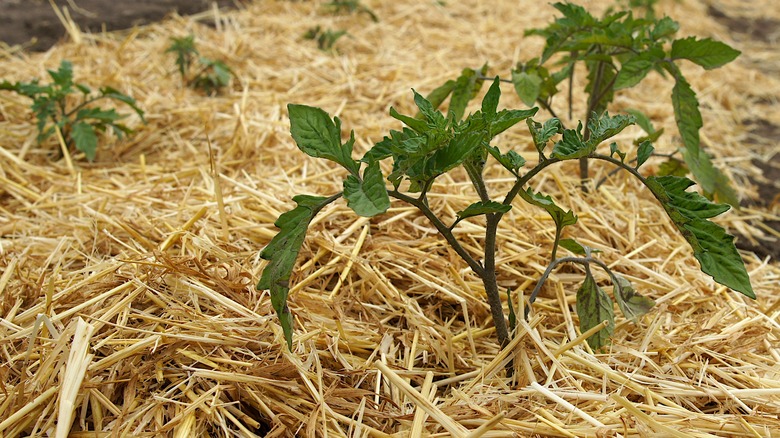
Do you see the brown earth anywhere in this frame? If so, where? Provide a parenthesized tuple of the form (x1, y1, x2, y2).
(0, 0, 241, 52)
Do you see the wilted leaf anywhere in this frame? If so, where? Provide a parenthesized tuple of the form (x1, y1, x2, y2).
(576, 272, 615, 350)
(257, 194, 340, 348)
(612, 273, 655, 323)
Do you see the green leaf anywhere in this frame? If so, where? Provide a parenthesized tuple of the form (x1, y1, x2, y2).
(76, 107, 125, 124)
(71, 121, 98, 161)
(75, 83, 91, 95)
(362, 128, 422, 163)
(413, 89, 446, 126)
(612, 273, 655, 323)
(614, 46, 664, 90)
(657, 158, 688, 177)
(48, 60, 74, 88)
(425, 130, 483, 176)
(625, 109, 655, 135)
(551, 113, 634, 160)
(559, 238, 587, 255)
(645, 176, 754, 298)
(636, 141, 654, 169)
(550, 124, 587, 159)
(166, 35, 198, 77)
(610, 142, 626, 162)
(343, 161, 390, 217)
(670, 75, 739, 203)
(288, 104, 359, 175)
(519, 188, 577, 230)
(584, 59, 617, 115)
(586, 112, 635, 149)
(671, 37, 741, 70)
(671, 76, 701, 156)
(390, 107, 427, 133)
(626, 108, 664, 145)
(455, 201, 511, 222)
(651, 17, 679, 40)
(576, 272, 615, 350)
(680, 147, 739, 207)
(481, 76, 501, 119)
(257, 194, 340, 349)
(490, 108, 538, 138)
(559, 238, 601, 255)
(527, 118, 562, 154)
(709, 164, 739, 207)
(512, 70, 542, 107)
(486, 145, 525, 175)
(448, 65, 487, 121)
(424, 80, 456, 111)
(100, 86, 146, 122)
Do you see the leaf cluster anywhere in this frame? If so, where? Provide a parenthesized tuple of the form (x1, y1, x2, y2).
(514, 2, 741, 205)
(258, 76, 754, 352)
(0, 60, 145, 161)
(166, 35, 233, 95)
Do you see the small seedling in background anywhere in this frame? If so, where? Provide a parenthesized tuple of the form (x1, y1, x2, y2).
(324, 0, 379, 22)
(166, 35, 233, 95)
(304, 26, 349, 51)
(257, 78, 754, 354)
(0, 60, 145, 161)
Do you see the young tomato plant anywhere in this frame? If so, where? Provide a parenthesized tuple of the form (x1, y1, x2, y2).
(432, 2, 742, 206)
(304, 26, 350, 52)
(257, 78, 754, 352)
(166, 35, 233, 95)
(0, 60, 145, 161)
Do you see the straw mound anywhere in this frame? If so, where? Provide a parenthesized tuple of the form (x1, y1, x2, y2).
(1, 1, 779, 436)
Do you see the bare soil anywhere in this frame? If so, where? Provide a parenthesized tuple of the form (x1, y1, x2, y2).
(0, 0, 241, 52)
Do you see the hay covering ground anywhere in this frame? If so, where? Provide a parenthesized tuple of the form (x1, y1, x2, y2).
(0, 0, 779, 436)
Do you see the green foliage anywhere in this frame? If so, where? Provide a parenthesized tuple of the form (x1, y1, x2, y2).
(166, 35, 233, 95)
(426, 2, 741, 206)
(258, 79, 754, 352)
(645, 176, 754, 298)
(323, 0, 378, 22)
(521, 2, 740, 205)
(304, 26, 349, 51)
(257, 194, 341, 349)
(0, 60, 145, 161)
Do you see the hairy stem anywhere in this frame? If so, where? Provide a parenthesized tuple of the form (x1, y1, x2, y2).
(580, 55, 608, 192)
(483, 213, 510, 349)
(502, 157, 562, 207)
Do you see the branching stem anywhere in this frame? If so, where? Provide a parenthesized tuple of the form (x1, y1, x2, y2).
(388, 190, 485, 278)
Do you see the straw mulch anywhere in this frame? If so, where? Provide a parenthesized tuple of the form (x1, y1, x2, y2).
(1, 0, 779, 436)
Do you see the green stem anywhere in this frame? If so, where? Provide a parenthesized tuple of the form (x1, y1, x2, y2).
(65, 95, 114, 118)
(502, 157, 562, 207)
(483, 213, 510, 349)
(589, 153, 648, 185)
(388, 190, 485, 278)
(580, 54, 609, 192)
(463, 159, 490, 204)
